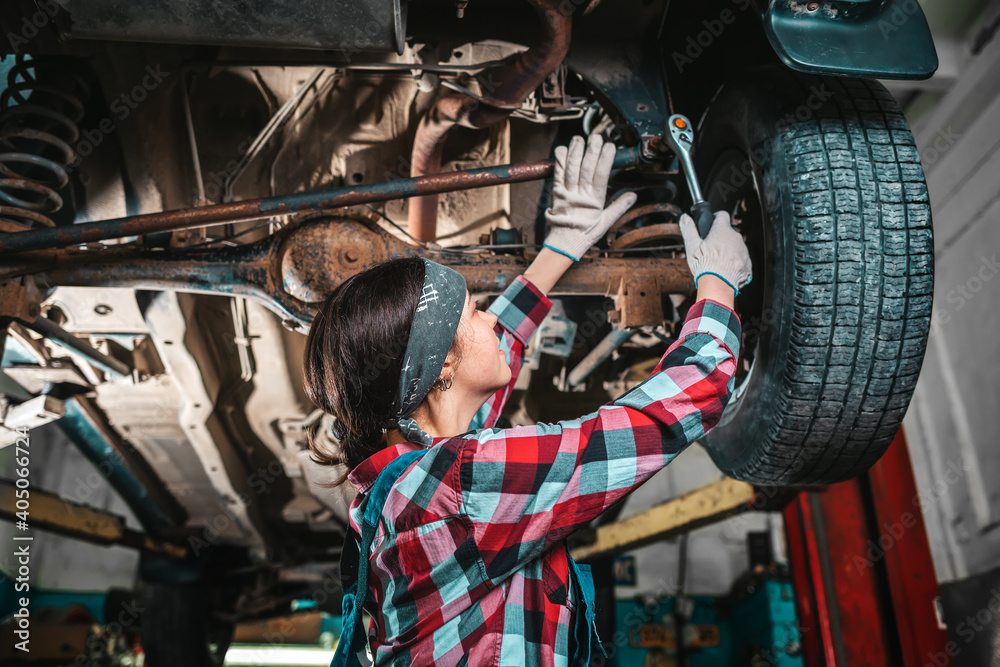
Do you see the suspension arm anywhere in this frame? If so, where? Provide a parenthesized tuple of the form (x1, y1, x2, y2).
(1, 215, 692, 331)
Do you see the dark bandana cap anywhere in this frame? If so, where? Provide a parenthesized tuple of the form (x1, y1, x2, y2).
(394, 258, 467, 446)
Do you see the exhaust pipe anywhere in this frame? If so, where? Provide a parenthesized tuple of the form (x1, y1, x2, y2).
(407, 0, 574, 242)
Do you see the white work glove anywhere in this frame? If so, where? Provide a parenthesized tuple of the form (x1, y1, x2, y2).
(542, 134, 638, 261)
(679, 210, 753, 295)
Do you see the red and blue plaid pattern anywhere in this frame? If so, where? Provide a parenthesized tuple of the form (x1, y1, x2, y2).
(346, 275, 742, 666)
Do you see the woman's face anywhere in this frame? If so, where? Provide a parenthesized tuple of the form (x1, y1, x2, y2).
(451, 289, 511, 396)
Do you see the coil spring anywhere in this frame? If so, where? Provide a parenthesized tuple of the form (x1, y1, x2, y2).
(0, 54, 88, 232)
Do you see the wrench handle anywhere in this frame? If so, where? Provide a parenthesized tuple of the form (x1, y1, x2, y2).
(691, 201, 714, 240)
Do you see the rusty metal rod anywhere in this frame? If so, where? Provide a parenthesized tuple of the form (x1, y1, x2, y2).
(25, 314, 134, 379)
(0, 148, 642, 255)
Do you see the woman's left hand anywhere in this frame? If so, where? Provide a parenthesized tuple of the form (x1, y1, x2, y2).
(541, 134, 638, 261)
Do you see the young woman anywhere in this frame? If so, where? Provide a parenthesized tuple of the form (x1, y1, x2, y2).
(302, 134, 752, 666)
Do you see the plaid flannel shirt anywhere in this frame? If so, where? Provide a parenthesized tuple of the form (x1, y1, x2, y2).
(346, 275, 742, 666)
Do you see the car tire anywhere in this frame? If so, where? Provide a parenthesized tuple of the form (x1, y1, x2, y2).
(693, 65, 934, 485)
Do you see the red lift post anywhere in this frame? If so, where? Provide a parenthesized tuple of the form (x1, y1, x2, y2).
(783, 427, 952, 666)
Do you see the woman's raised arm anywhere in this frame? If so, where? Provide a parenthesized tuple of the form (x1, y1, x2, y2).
(454, 297, 741, 585)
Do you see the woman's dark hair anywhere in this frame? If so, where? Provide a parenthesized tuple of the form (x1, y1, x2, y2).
(302, 256, 462, 480)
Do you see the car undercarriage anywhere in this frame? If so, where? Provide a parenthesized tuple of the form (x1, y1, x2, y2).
(0, 0, 938, 660)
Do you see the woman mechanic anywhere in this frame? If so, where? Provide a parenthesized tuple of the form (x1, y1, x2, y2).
(302, 134, 752, 666)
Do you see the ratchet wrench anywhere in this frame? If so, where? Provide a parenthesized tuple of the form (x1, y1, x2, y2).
(664, 113, 714, 239)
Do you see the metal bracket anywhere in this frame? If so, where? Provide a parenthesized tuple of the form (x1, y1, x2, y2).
(523, 300, 578, 371)
(0, 394, 64, 448)
(0, 274, 44, 323)
(608, 276, 664, 329)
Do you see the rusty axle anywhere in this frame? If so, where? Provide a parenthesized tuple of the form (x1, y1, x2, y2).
(0, 148, 642, 255)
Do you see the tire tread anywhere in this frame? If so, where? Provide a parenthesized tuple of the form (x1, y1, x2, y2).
(720, 71, 932, 484)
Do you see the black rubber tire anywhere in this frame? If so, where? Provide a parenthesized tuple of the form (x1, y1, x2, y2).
(141, 583, 234, 667)
(693, 66, 933, 485)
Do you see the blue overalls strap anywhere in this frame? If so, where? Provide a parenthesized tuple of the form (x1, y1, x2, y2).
(329, 449, 428, 667)
(566, 548, 609, 666)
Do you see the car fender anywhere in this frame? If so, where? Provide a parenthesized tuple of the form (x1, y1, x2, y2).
(761, 0, 938, 79)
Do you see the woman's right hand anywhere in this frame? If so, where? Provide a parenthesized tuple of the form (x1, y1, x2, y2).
(679, 210, 753, 300)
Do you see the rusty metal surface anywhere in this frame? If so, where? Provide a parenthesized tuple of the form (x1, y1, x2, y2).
(477, 0, 573, 110)
(609, 222, 682, 249)
(0, 274, 44, 323)
(605, 201, 682, 242)
(608, 275, 665, 329)
(0, 207, 56, 232)
(407, 0, 573, 241)
(1, 215, 693, 330)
